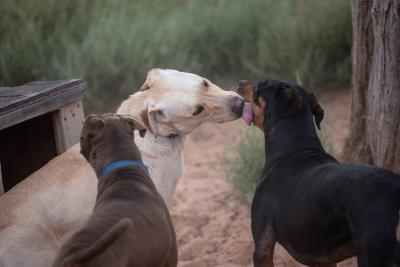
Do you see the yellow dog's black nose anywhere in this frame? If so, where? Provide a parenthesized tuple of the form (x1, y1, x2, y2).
(231, 95, 244, 116)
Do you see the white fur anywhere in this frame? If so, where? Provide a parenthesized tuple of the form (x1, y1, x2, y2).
(0, 69, 242, 267)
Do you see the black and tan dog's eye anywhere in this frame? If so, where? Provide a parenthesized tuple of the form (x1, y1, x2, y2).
(193, 105, 204, 116)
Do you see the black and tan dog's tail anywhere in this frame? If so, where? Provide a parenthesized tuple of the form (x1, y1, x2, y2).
(63, 218, 132, 266)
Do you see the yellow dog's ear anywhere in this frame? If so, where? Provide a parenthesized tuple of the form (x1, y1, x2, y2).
(139, 100, 165, 134)
(118, 115, 147, 138)
(139, 101, 163, 135)
(140, 107, 153, 133)
(139, 68, 160, 91)
(139, 82, 150, 91)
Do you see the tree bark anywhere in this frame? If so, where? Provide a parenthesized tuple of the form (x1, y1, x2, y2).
(344, 0, 400, 173)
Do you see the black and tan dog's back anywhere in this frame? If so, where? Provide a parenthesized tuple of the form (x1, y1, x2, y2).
(52, 114, 177, 267)
(239, 80, 400, 267)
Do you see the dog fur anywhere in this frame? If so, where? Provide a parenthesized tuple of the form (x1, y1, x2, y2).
(0, 69, 243, 267)
(52, 114, 177, 267)
(239, 80, 400, 267)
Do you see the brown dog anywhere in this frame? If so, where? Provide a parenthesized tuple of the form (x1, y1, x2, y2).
(52, 113, 177, 267)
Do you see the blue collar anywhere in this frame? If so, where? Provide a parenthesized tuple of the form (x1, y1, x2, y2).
(98, 160, 149, 178)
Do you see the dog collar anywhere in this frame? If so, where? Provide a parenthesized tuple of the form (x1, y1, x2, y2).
(98, 160, 149, 178)
(166, 134, 180, 139)
(154, 133, 180, 139)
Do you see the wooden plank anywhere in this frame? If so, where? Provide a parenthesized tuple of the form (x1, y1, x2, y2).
(0, 80, 84, 113)
(52, 100, 85, 154)
(0, 80, 86, 131)
(0, 162, 4, 196)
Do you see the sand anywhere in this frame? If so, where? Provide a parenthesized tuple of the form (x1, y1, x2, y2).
(170, 89, 357, 267)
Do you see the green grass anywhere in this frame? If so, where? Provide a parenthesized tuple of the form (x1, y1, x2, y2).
(219, 127, 265, 202)
(0, 0, 351, 112)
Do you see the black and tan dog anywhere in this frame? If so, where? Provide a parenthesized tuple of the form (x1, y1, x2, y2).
(52, 114, 177, 267)
(238, 80, 400, 267)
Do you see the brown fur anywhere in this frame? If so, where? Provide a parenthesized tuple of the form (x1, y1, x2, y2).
(237, 81, 265, 131)
(52, 114, 177, 267)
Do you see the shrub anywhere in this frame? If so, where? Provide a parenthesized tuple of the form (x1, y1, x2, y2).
(0, 0, 351, 112)
(219, 127, 265, 202)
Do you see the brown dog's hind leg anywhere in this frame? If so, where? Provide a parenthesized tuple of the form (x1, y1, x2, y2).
(253, 225, 276, 267)
(63, 218, 132, 265)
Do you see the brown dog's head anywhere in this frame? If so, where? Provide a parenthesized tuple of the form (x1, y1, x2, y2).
(237, 80, 324, 132)
(80, 113, 146, 164)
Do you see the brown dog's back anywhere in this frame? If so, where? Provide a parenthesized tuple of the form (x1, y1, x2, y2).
(52, 114, 177, 267)
(52, 172, 177, 267)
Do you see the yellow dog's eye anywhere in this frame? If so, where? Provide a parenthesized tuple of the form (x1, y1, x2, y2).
(193, 105, 204, 116)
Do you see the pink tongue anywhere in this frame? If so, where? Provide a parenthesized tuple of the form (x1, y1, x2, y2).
(242, 102, 253, 125)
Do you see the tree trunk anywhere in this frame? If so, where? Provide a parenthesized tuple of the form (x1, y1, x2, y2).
(344, 0, 400, 173)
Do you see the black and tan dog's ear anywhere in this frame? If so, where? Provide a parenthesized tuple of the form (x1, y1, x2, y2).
(281, 87, 303, 109)
(308, 93, 324, 130)
(119, 115, 147, 138)
(272, 86, 303, 124)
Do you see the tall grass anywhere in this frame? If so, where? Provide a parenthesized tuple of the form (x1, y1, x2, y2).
(219, 128, 265, 202)
(0, 0, 351, 112)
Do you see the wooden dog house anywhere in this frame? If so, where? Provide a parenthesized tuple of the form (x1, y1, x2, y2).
(0, 80, 86, 194)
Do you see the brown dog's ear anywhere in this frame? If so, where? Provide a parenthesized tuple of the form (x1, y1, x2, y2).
(308, 93, 324, 130)
(80, 115, 105, 159)
(119, 115, 147, 138)
(82, 115, 105, 139)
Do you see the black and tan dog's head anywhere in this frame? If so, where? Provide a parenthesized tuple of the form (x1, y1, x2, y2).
(80, 113, 146, 163)
(238, 80, 324, 132)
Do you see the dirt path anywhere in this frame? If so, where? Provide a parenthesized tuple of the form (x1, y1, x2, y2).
(170, 89, 356, 267)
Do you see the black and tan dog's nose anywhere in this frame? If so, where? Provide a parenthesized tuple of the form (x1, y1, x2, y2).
(231, 95, 244, 116)
(237, 80, 251, 96)
(238, 80, 252, 88)
(237, 80, 255, 102)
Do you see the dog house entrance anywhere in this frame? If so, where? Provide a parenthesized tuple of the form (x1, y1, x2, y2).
(0, 80, 86, 194)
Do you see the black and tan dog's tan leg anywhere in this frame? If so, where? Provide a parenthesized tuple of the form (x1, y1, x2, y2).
(253, 225, 276, 267)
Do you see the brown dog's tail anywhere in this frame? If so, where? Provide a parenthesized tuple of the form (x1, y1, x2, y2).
(64, 218, 132, 266)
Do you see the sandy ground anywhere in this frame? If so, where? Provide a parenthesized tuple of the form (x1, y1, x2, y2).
(170, 89, 357, 267)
